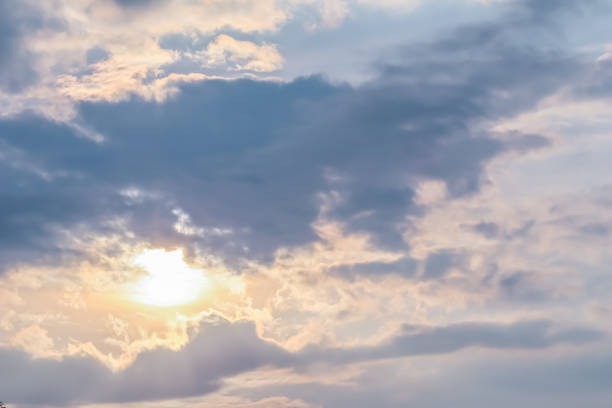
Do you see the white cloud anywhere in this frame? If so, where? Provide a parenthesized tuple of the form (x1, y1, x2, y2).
(197, 35, 285, 72)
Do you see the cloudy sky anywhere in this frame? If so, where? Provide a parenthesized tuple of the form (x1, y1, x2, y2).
(1, 0, 612, 407)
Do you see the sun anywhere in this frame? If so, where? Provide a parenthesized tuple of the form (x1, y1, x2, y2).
(129, 248, 209, 307)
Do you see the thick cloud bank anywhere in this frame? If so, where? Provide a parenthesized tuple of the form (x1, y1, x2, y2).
(0, 5, 575, 268)
(0, 318, 603, 405)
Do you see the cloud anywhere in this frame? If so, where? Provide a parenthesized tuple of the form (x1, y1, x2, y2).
(0, 0, 294, 116)
(232, 346, 612, 408)
(0, 0, 44, 93)
(0, 318, 291, 405)
(331, 256, 417, 280)
(181, 34, 285, 73)
(298, 319, 604, 364)
(0, 0, 582, 269)
(421, 249, 463, 280)
(0, 0, 599, 118)
(112, 0, 163, 8)
(0, 317, 603, 406)
(86, 46, 112, 65)
(1, 2, 612, 408)
(470, 221, 500, 239)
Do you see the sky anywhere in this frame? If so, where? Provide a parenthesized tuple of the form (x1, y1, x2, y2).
(0, 0, 612, 407)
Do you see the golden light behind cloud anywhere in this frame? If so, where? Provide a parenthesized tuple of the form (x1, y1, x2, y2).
(129, 249, 210, 307)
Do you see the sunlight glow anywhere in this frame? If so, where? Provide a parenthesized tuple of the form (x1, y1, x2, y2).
(130, 249, 209, 307)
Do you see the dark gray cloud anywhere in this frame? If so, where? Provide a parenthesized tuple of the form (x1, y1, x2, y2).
(0, 0, 580, 270)
(238, 346, 612, 408)
(518, 0, 607, 21)
(331, 256, 418, 280)
(422, 250, 463, 280)
(497, 270, 555, 303)
(299, 319, 603, 365)
(86, 46, 111, 65)
(470, 222, 500, 239)
(0, 1, 41, 92)
(580, 223, 609, 237)
(576, 58, 612, 99)
(112, 0, 165, 8)
(0, 0, 65, 92)
(0, 318, 603, 406)
(547, 214, 611, 242)
(0, 319, 292, 406)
